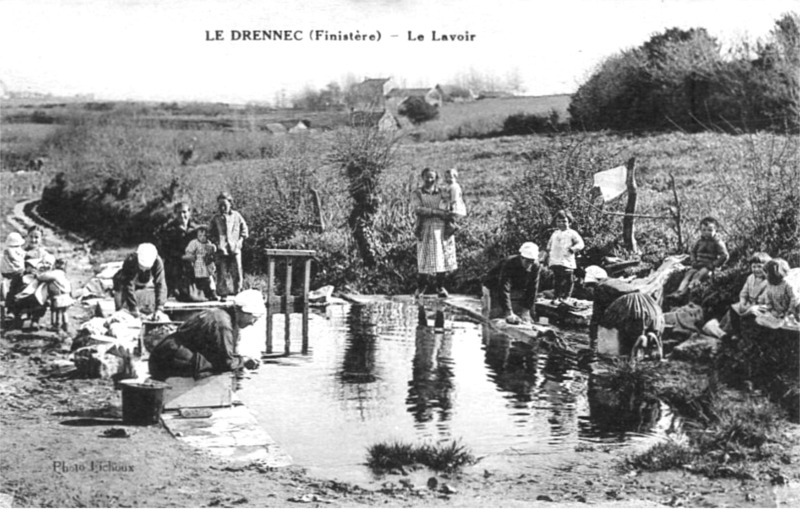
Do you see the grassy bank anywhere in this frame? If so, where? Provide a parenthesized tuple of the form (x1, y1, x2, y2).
(33, 118, 799, 296)
(0, 171, 51, 239)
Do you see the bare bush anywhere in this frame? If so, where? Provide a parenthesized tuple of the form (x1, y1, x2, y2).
(717, 133, 800, 260)
(327, 127, 398, 267)
(503, 136, 623, 258)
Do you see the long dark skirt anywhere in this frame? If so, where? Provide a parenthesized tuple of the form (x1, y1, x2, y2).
(148, 336, 215, 381)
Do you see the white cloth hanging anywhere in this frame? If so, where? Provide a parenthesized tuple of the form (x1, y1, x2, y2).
(593, 165, 627, 202)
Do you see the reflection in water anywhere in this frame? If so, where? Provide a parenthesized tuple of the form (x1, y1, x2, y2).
(539, 350, 581, 439)
(584, 372, 663, 436)
(240, 301, 676, 483)
(406, 305, 455, 426)
(334, 305, 387, 421)
(339, 305, 378, 384)
(482, 326, 586, 440)
(484, 332, 538, 402)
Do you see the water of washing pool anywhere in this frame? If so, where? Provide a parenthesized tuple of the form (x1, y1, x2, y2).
(236, 300, 674, 485)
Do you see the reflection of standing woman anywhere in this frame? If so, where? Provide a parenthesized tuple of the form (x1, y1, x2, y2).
(408, 304, 455, 423)
(411, 168, 457, 298)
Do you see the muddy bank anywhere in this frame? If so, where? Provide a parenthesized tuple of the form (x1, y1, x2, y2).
(3, 337, 799, 508)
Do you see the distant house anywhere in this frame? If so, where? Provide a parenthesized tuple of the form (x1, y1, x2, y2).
(349, 110, 402, 132)
(348, 78, 394, 112)
(385, 85, 445, 109)
(264, 123, 288, 135)
(288, 120, 311, 134)
(377, 111, 402, 132)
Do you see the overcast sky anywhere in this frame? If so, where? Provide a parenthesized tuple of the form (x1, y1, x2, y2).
(0, 0, 797, 103)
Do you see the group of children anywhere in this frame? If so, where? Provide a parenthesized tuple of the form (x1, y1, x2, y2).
(544, 213, 799, 324)
(1, 226, 73, 330)
(152, 193, 250, 305)
(667, 216, 799, 322)
(505, 210, 798, 326)
(727, 252, 800, 324)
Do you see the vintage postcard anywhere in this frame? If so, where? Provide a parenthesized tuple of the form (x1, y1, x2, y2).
(1, 1, 798, 507)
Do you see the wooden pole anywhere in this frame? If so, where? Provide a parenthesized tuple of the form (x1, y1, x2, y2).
(669, 173, 683, 252)
(310, 188, 325, 232)
(266, 258, 275, 354)
(302, 258, 311, 354)
(622, 157, 639, 254)
(284, 258, 293, 355)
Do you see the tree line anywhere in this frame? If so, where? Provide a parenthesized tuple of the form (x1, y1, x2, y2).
(568, 13, 800, 134)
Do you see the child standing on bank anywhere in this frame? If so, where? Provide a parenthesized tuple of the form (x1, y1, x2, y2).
(210, 192, 249, 297)
(2, 232, 26, 319)
(670, 217, 729, 300)
(183, 225, 218, 301)
(440, 168, 467, 239)
(544, 209, 584, 303)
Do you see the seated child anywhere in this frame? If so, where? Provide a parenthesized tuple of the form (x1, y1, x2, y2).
(732, 252, 771, 315)
(670, 217, 729, 299)
(23, 226, 50, 271)
(440, 168, 467, 239)
(13, 254, 70, 330)
(543, 209, 584, 303)
(762, 258, 800, 319)
(39, 258, 73, 302)
(2, 232, 26, 317)
(720, 252, 771, 337)
(183, 225, 219, 301)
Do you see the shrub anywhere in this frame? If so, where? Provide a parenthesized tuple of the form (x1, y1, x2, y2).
(502, 110, 563, 135)
(398, 96, 439, 124)
(327, 126, 398, 268)
(716, 133, 800, 259)
(502, 135, 622, 258)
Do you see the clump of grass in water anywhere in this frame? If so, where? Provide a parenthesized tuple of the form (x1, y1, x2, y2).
(366, 440, 475, 473)
(366, 441, 418, 471)
(418, 441, 477, 472)
(627, 441, 696, 471)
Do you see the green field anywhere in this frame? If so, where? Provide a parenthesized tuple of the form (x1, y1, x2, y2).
(419, 94, 571, 140)
(0, 93, 571, 141)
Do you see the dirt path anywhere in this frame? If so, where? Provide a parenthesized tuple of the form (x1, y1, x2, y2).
(2, 203, 800, 508)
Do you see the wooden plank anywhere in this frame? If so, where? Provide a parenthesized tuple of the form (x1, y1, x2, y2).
(264, 249, 316, 257)
(164, 301, 231, 310)
(534, 298, 593, 325)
